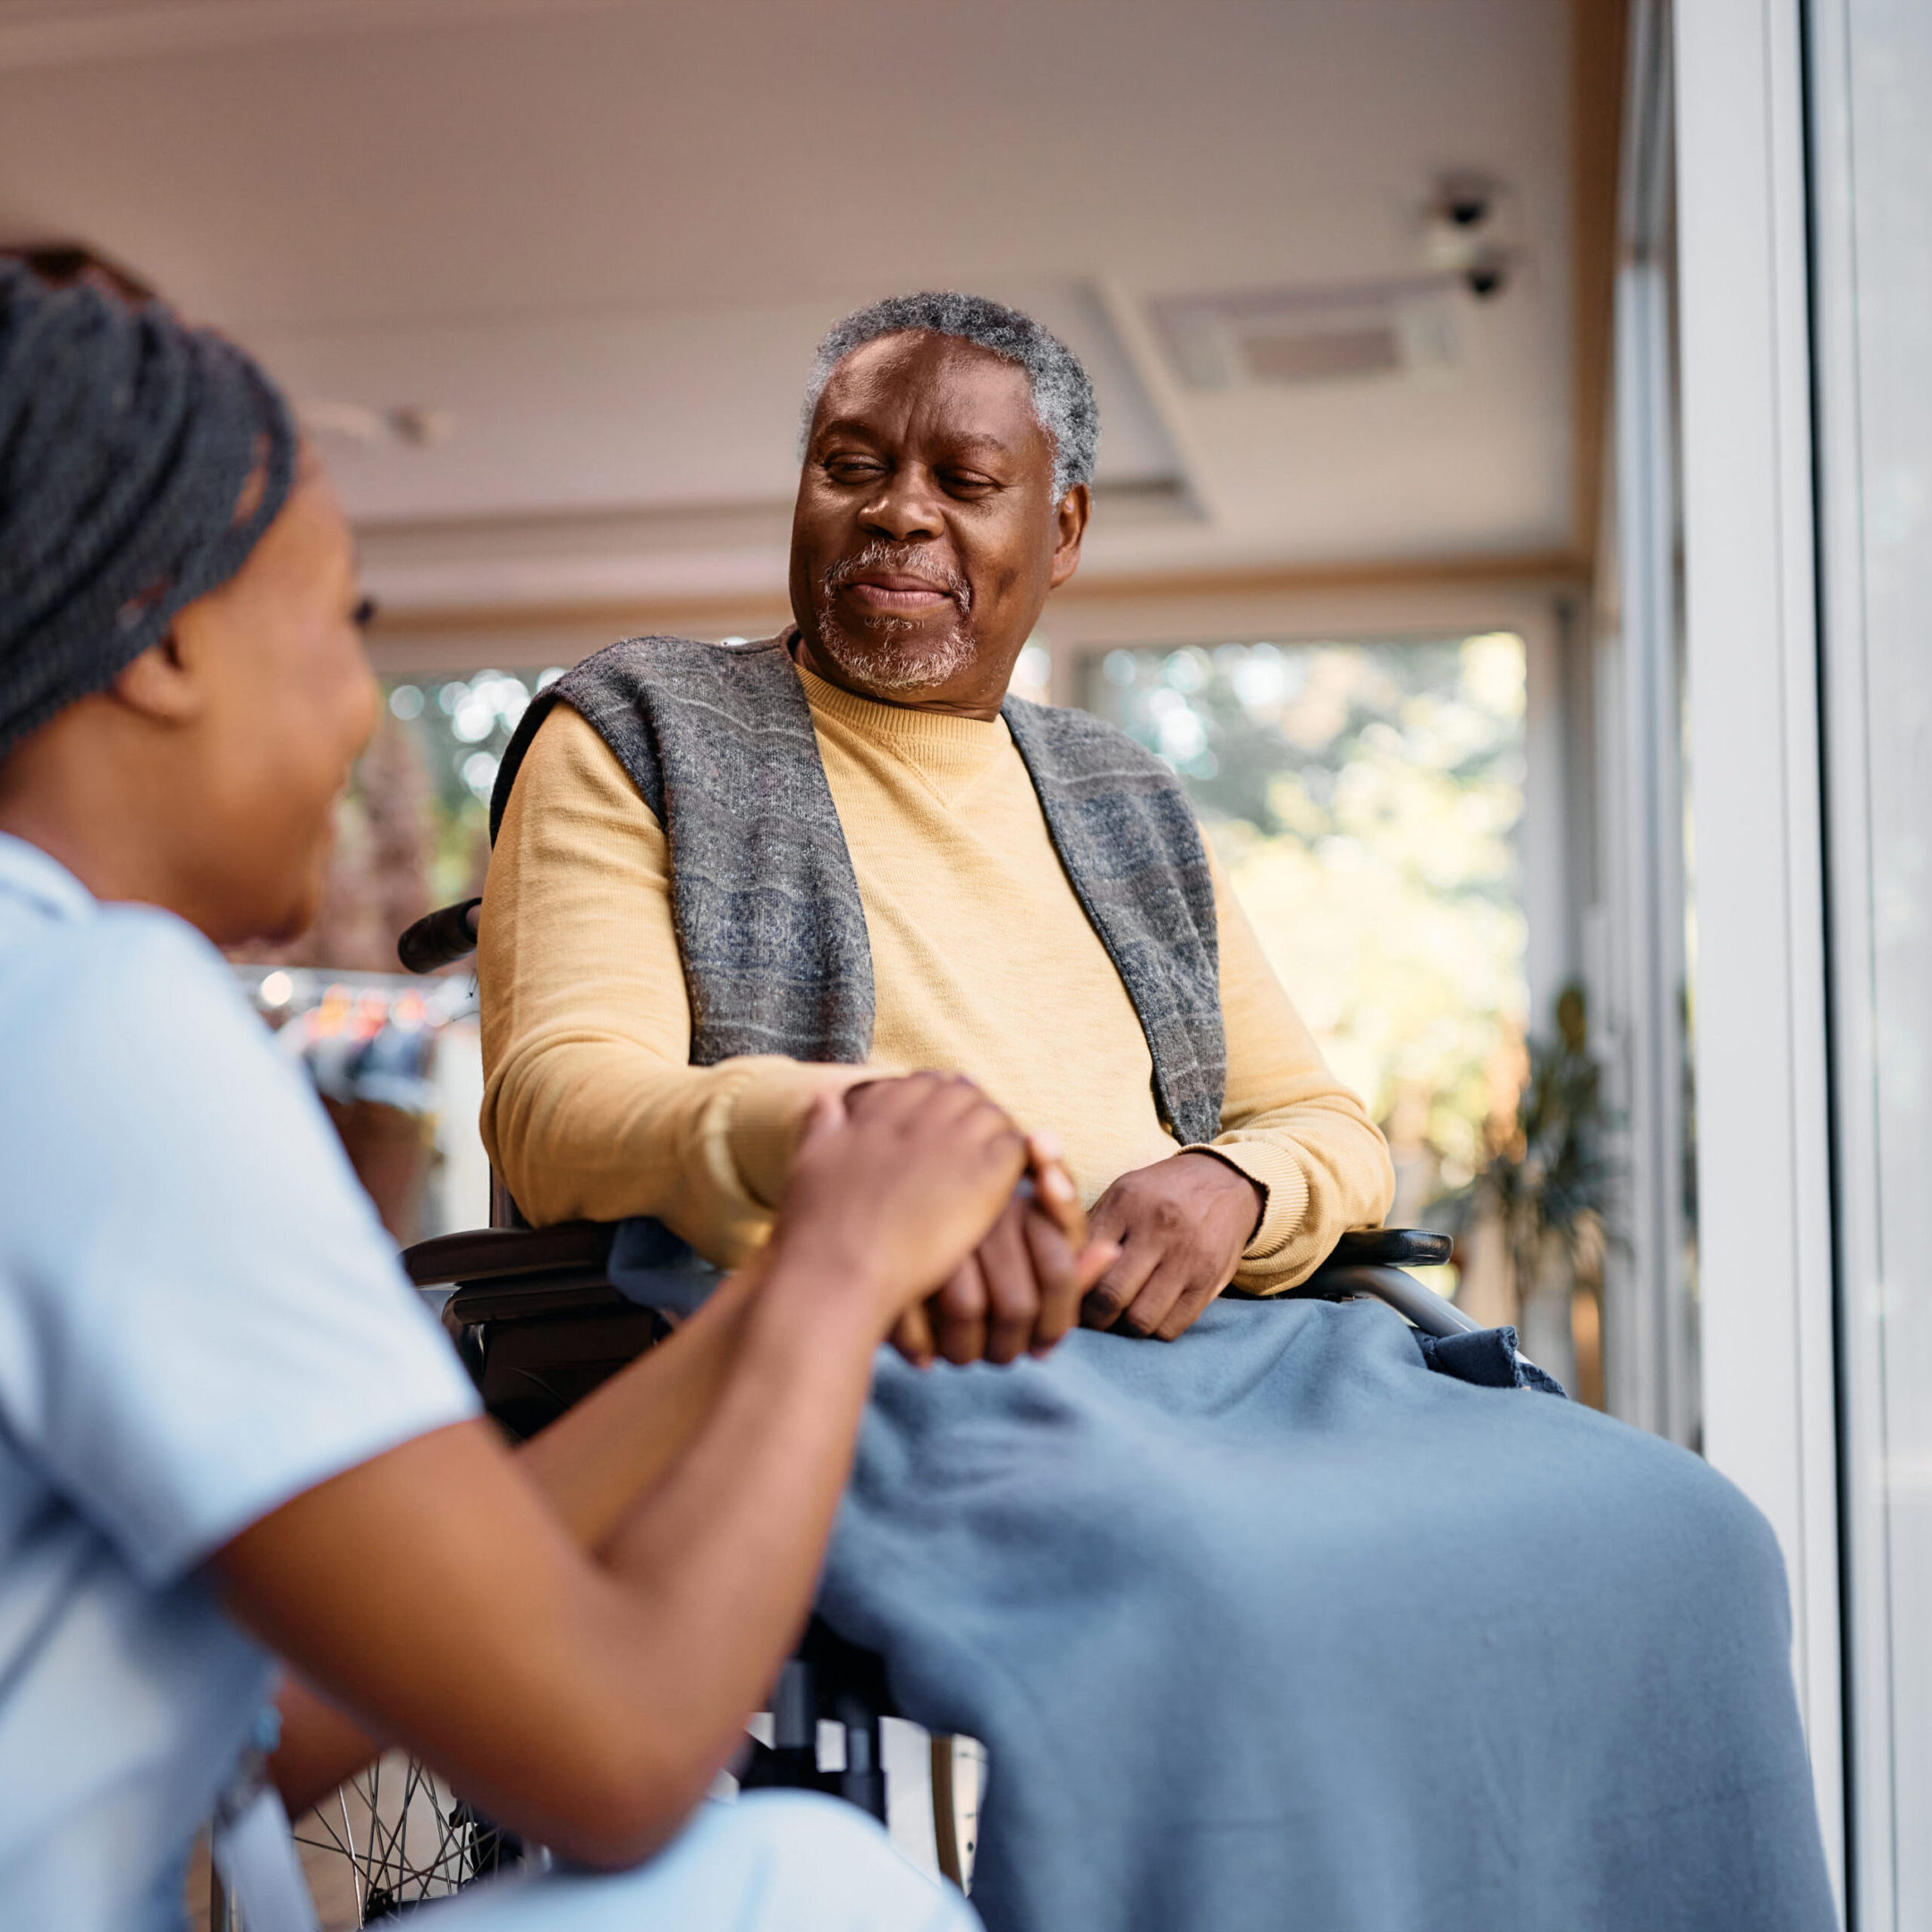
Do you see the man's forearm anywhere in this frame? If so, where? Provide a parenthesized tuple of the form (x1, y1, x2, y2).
(1208, 844, 1395, 1286)
(1208, 1109, 1394, 1290)
(486, 1046, 871, 1260)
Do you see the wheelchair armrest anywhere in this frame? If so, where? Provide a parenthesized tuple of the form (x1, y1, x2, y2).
(1281, 1228, 1477, 1340)
(1295, 1261, 1481, 1338)
(397, 897, 481, 974)
(402, 1222, 614, 1288)
(1324, 1228, 1452, 1268)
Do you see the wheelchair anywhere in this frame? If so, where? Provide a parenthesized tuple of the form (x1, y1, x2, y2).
(250, 898, 1470, 1927)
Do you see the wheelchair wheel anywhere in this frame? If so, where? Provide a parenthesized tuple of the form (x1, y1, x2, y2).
(288, 1751, 517, 1926)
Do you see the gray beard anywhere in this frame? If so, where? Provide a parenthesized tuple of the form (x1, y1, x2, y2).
(810, 614, 979, 693)
(811, 544, 978, 694)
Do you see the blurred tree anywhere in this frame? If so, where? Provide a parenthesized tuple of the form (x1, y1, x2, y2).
(1443, 983, 1614, 1401)
(230, 709, 436, 973)
(1091, 634, 1529, 1184)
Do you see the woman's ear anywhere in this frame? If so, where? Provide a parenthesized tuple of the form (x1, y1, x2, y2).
(110, 630, 207, 726)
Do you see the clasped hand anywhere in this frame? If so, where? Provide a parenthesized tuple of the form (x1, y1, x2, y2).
(840, 1089, 1265, 1363)
(784, 1077, 1265, 1364)
(776, 1073, 1116, 1364)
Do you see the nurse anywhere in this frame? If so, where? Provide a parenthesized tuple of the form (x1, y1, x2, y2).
(0, 264, 1109, 1929)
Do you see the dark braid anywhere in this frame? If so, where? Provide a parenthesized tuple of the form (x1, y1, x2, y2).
(0, 261, 297, 758)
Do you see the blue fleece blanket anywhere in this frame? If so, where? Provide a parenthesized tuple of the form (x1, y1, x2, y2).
(818, 1297, 1834, 1932)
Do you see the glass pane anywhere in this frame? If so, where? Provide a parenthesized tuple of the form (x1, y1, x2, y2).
(227, 667, 559, 1244)
(1815, 0, 1932, 1909)
(1084, 635, 1581, 1354)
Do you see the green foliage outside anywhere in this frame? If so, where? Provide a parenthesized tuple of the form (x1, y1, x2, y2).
(383, 668, 561, 905)
(373, 636, 1530, 1192)
(1089, 634, 1530, 1184)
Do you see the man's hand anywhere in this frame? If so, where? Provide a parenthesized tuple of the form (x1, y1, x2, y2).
(1080, 1150, 1265, 1342)
(888, 1132, 1114, 1368)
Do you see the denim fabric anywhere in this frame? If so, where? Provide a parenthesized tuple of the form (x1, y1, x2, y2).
(1413, 1322, 1570, 1398)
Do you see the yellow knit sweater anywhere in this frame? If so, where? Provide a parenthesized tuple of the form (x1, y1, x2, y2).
(479, 665, 1393, 1289)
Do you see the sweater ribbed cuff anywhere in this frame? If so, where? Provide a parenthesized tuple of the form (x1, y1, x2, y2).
(724, 1060, 877, 1210)
(1184, 1138, 1310, 1262)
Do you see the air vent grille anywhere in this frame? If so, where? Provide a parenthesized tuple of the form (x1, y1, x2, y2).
(1241, 325, 1402, 385)
(1150, 278, 1457, 393)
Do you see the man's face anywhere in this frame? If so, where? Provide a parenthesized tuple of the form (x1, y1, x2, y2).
(789, 332, 1087, 714)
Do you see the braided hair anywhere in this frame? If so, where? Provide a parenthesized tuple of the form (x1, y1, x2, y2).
(0, 262, 297, 759)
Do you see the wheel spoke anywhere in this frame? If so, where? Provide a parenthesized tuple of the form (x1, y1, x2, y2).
(297, 1752, 504, 1921)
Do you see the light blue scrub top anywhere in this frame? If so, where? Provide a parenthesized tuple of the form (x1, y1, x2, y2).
(0, 835, 480, 1932)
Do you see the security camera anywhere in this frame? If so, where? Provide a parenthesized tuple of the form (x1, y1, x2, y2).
(1423, 174, 1511, 280)
(1463, 249, 1509, 300)
(1434, 172, 1496, 232)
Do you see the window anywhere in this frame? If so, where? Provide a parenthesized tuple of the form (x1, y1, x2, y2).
(1088, 634, 1536, 1315)
(226, 667, 560, 1243)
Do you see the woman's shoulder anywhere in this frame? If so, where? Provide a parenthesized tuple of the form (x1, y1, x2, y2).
(0, 900, 352, 1267)
(4, 898, 261, 1089)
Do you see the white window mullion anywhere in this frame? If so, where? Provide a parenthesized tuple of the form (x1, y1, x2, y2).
(1673, 0, 1845, 1902)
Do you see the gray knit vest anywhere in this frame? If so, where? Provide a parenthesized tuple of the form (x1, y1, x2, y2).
(491, 635, 1227, 1144)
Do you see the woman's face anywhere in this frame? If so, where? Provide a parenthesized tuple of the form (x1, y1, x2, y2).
(173, 464, 378, 945)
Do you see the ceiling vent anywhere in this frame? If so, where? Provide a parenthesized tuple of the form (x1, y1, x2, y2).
(1149, 277, 1462, 393)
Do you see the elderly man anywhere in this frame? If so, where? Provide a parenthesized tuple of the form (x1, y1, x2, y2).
(481, 292, 1391, 1358)
(475, 297, 1834, 1932)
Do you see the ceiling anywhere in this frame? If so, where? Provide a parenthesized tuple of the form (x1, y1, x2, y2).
(0, 0, 1579, 618)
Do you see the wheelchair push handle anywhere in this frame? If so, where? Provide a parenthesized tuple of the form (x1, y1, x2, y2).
(398, 896, 482, 974)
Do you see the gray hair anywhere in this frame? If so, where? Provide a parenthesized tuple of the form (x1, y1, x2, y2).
(801, 292, 1099, 501)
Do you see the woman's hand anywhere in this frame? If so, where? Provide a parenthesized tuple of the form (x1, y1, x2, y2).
(770, 1073, 1031, 1330)
(236, 1074, 1045, 1863)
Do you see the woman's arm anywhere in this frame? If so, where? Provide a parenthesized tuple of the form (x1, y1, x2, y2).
(267, 1256, 769, 1811)
(268, 1118, 1099, 1810)
(217, 1077, 1102, 1868)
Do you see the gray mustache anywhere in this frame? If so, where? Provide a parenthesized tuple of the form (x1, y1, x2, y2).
(822, 542, 971, 610)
